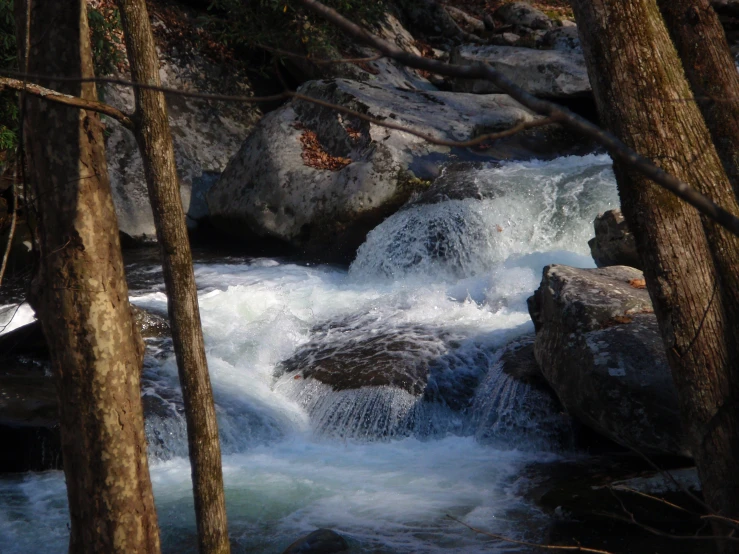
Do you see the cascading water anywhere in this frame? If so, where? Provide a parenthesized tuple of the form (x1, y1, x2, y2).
(0, 154, 618, 553)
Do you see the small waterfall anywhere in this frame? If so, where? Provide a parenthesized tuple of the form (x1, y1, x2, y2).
(470, 339, 573, 451)
(350, 154, 617, 280)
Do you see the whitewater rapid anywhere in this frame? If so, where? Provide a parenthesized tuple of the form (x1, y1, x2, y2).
(0, 154, 618, 553)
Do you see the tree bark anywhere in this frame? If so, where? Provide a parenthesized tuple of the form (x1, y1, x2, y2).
(114, 1, 231, 552)
(18, 1, 160, 552)
(658, 0, 739, 199)
(571, 0, 739, 539)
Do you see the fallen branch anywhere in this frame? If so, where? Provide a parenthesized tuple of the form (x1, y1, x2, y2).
(0, 76, 134, 129)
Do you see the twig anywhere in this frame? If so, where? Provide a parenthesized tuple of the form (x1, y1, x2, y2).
(296, 0, 739, 237)
(446, 514, 614, 553)
(608, 485, 695, 514)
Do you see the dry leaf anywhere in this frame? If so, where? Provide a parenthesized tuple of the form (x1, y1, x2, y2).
(629, 278, 647, 289)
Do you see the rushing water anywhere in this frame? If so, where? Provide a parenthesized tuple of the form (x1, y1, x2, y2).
(0, 154, 619, 553)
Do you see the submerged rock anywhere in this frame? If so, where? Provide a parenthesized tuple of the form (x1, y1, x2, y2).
(528, 265, 688, 457)
(282, 529, 349, 554)
(471, 339, 574, 451)
(450, 44, 590, 98)
(275, 315, 493, 438)
(588, 209, 641, 269)
(207, 78, 556, 262)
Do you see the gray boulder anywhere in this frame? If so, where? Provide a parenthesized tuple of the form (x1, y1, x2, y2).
(450, 44, 590, 98)
(528, 265, 689, 457)
(207, 78, 550, 261)
(588, 209, 641, 269)
(495, 2, 553, 30)
(103, 56, 260, 242)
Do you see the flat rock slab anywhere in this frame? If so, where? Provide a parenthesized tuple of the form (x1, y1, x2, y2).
(451, 44, 590, 98)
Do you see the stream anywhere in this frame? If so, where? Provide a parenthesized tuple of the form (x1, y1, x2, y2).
(0, 154, 622, 553)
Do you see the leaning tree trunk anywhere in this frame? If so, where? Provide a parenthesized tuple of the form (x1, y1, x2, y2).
(658, 0, 739, 199)
(18, 1, 160, 552)
(114, 1, 230, 552)
(571, 0, 739, 542)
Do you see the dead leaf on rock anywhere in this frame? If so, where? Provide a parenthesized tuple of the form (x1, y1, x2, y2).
(629, 278, 647, 289)
(299, 129, 352, 171)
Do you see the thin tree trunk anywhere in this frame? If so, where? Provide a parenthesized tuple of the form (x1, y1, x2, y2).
(658, 0, 739, 199)
(114, 1, 230, 552)
(571, 0, 739, 540)
(17, 1, 160, 552)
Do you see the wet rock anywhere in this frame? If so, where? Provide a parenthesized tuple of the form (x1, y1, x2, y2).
(282, 529, 349, 554)
(104, 54, 260, 242)
(528, 265, 688, 457)
(279, 317, 488, 408)
(472, 339, 574, 450)
(207, 78, 551, 262)
(495, 2, 553, 30)
(588, 209, 640, 269)
(0, 305, 169, 355)
(450, 44, 590, 98)
(0, 306, 171, 472)
(0, 362, 61, 472)
(131, 305, 171, 339)
(275, 315, 493, 438)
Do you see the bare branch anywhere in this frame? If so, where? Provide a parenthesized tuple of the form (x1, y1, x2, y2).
(608, 484, 701, 516)
(0, 70, 559, 149)
(296, 0, 739, 237)
(446, 514, 614, 553)
(0, 77, 134, 129)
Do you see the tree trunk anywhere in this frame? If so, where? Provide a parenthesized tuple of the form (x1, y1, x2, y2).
(114, 1, 231, 552)
(18, 1, 161, 552)
(658, 0, 739, 199)
(571, 0, 739, 539)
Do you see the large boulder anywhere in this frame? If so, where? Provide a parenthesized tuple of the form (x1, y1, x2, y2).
(207, 78, 558, 262)
(588, 209, 640, 269)
(450, 44, 590, 98)
(528, 265, 689, 457)
(103, 55, 260, 242)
